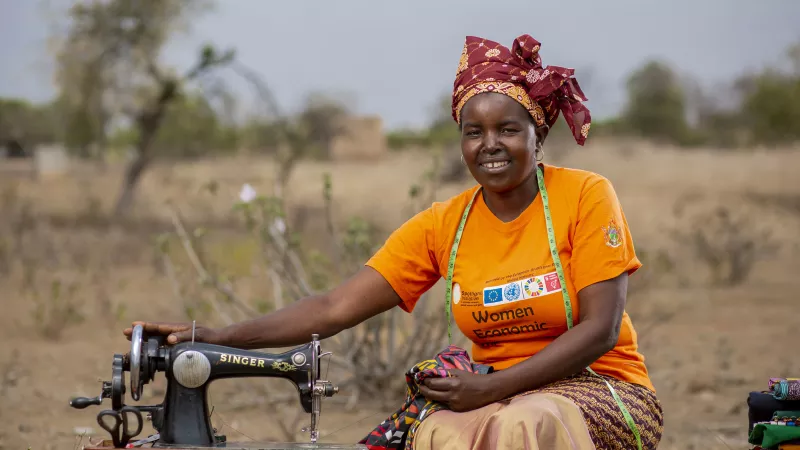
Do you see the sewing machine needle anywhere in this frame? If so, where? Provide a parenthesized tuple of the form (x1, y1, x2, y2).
(191, 320, 196, 345)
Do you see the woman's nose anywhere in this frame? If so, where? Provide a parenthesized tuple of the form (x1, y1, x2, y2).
(482, 131, 501, 152)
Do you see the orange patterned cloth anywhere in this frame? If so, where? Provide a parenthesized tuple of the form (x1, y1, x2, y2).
(452, 34, 592, 145)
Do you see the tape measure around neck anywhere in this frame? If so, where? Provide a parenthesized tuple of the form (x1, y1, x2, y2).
(444, 186, 480, 343)
(443, 163, 642, 450)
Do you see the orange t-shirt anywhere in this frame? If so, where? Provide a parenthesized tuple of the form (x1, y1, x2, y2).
(365, 164, 654, 392)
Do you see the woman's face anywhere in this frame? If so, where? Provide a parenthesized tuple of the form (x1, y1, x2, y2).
(459, 93, 546, 194)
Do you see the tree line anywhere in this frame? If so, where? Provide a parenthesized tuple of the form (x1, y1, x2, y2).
(1, 0, 798, 215)
(386, 43, 800, 150)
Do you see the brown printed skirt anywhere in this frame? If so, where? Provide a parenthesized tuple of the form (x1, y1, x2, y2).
(413, 370, 663, 450)
(516, 371, 664, 449)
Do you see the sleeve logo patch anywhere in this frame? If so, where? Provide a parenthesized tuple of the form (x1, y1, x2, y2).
(602, 218, 623, 248)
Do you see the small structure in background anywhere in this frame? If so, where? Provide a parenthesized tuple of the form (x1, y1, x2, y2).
(329, 115, 388, 161)
(34, 144, 70, 178)
(0, 142, 70, 180)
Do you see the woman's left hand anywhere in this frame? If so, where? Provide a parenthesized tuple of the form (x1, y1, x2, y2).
(418, 369, 499, 412)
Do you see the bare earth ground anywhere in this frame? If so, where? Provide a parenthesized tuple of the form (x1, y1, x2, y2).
(1, 140, 799, 450)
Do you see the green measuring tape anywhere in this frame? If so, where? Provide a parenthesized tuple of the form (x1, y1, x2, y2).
(444, 164, 643, 450)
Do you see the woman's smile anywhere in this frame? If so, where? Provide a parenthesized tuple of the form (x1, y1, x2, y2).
(479, 159, 512, 173)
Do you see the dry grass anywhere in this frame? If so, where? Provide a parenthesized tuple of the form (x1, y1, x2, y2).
(1, 139, 799, 449)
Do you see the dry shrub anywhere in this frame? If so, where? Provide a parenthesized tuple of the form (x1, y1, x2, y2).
(0, 182, 147, 339)
(26, 270, 85, 340)
(154, 165, 451, 441)
(0, 185, 84, 340)
(628, 245, 674, 296)
(670, 204, 779, 286)
(0, 185, 35, 273)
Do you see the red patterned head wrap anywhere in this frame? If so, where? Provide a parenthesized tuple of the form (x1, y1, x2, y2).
(452, 34, 591, 145)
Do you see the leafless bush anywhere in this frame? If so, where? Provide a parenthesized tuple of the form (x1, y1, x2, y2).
(155, 154, 451, 440)
(670, 205, 779, 286)
(627, 246, 674, 296)
(25, 270, 85, 340)
(0, 184, 36, 274)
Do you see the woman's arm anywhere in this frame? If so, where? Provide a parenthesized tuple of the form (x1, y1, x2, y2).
(219, 267, 404, 348)
(486, 272, 628, 399)
(123, 266, 403, 349)
(124, 206, 442, 348)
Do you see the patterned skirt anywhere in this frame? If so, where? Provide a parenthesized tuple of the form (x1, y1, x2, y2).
(529, 372, 663, 449)
(413, 371, 663, 450)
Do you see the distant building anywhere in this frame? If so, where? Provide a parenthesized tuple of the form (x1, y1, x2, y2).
(329, 115, 388, 161)
(0, 143, 69, 179)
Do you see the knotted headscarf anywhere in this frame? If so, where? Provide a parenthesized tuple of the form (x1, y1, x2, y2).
(452, 34, 592, 145)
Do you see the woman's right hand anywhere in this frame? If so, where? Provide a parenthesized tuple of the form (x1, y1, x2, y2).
(122, 321, 222, 345)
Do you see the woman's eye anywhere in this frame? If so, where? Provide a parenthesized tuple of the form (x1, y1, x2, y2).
(502, 128, 518, 134)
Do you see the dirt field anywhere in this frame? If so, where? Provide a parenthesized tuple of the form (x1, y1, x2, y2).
(1, 140, 799, 450)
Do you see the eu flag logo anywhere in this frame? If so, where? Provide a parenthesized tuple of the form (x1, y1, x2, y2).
(483, 287, 503, 305)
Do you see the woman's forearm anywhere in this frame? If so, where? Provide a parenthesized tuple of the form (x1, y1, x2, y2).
(215, 293, 342, 349)
(211, 267, 405, 350)
(488, 320, 617, 400)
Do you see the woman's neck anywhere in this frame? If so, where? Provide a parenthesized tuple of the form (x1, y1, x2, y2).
(482, 168, 541, 223)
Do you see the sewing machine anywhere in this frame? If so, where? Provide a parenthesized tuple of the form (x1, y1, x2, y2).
(69, 324, 365, 449)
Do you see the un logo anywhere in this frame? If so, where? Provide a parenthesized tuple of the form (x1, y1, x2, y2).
(503, 283, 521, 301)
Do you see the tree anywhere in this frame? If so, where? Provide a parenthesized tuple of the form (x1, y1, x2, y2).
(53, 30, 109, 160)
(426, 93, 460, 147)
(0, 98, 60, 155)
(239, 92, 350, 198)
(736, 43, 800, 145)
(51, 0, 234, 216)
(622, 60, 691, 144)
(150, 89, 239, 160)
(295, 92, 351, 160)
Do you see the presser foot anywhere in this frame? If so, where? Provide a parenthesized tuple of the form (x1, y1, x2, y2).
(305, 334, 339, 444)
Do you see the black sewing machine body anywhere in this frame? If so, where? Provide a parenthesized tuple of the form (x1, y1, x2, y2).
(70, 326, 351, 448)
(160, 341, 318, 445)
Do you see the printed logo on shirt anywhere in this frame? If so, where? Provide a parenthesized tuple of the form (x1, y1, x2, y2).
(482, 271, 562, 307)
(483, 287, 503, 305)
(503, 282, 521, 301)
(452, 283, 461, 304)
(602, 218, 623, 248)
(543, 273, 562, 292)
(522, 277, 544, 297)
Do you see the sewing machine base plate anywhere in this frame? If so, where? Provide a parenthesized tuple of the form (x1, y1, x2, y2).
(84, 441, 368, 449)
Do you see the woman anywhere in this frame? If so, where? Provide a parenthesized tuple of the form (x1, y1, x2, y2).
(124, 34, 663, 449)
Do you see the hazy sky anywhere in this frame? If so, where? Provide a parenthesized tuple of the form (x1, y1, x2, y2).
(1, 0, 798, 129)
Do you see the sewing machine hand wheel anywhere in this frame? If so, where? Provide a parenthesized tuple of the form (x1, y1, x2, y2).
(129, 324, 144, 401)
(97, 406, 143, 448)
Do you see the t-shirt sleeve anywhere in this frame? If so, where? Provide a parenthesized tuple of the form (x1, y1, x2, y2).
(570, 175, 642, 293)
(365, 207, 441, 313)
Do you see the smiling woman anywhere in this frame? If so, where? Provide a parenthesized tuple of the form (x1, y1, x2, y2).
(124, 33, 662, 450)
(364, 34, 663, 450)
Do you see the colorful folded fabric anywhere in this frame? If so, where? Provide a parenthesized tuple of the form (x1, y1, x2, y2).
(359, 345, 493, 450)
(771, 378, 800, 390)
(749, 423, 800, 448)
(773, 380, 800, 401)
